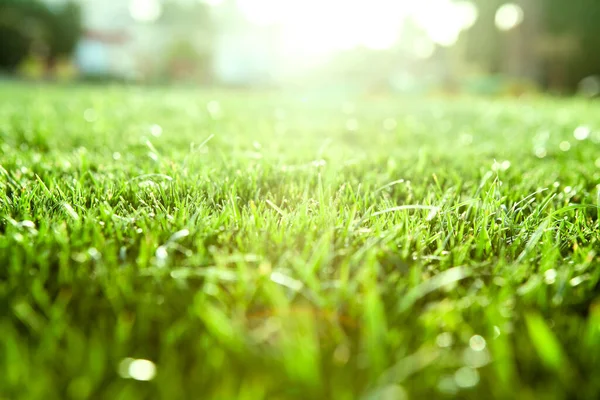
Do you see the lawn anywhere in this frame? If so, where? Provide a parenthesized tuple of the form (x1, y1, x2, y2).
(1, 83, 600, 399)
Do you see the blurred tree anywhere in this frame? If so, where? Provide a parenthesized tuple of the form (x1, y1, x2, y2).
(542, 0, 600, 91)
(462, 0, 505, 74)
(459, 0, 600, 92)
(0, 18, 31, 71)
(0, 0, 43, 71)
(494, 0, 543, 85)
(164, 39, 211, 82)
(156, 1, 215, 82)
(0, 0, 82, 75)
(38, 1, 83, 75)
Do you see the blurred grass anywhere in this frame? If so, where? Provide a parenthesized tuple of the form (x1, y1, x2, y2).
(1, 83, 600, 399)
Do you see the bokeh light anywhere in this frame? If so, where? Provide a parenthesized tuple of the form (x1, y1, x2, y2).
(495, 3, 524, 31)
(118, 358, 157, 381)
(578, 76, 600, 97)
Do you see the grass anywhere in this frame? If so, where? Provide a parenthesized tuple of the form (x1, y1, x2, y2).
(1, 82, 600, 400)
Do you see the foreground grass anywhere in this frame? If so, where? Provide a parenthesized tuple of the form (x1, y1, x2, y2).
(1, 83, 600, 399)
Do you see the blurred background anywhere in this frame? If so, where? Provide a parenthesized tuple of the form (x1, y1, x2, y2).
(1, 0, 599, 96)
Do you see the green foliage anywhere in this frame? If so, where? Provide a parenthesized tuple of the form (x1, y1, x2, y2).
(160, 0, 213, 28)
(2, 84, 600, 399)
(463, 0, 504, 73)
(0, 21, 30, 71)
(525, 313, 567, 372)
(163, 1, 214, 82)
(0, 0, 43, 70)
(41, 1, 82, 59)
(0, 0, 81, 71)
(460, 0, 600, 91)
(543, 0, 600, 88)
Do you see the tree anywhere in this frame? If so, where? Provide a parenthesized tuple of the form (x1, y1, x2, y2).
(462, 0, 505, 74)
(0, 0, 43, 71)
(458, 0, 600, 91)
(0, 0, 82, 74)
(39, 1, 83, 73)
(541, 0, 600, 91)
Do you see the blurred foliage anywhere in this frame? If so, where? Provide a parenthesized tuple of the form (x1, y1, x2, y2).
(463, 0, 505, 74)
(0, 21, 31, 71)
(160, 0, 213, 28)
(0, 0, 82, 73)
(41, 1, 82, 68)
(462, 0, 600, 92)
(163, 40, 212, 83)
(18, 55, 77, 80)
(0, 0, 43, 71)
(543, 0, 600, 90)
(157, 1, 214, 83)
(2, 0, 600, 92)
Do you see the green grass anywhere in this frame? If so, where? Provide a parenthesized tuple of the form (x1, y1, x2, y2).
(1, 83, 600, 400)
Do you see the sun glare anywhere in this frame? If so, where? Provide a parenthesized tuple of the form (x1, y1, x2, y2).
(231, 0, 479, 53)
(129, 0, 162, 22)
(409, 0, 478, 47)
(201, 0, 225, 6)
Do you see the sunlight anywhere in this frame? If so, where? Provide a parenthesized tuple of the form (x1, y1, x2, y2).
(129, 0, 162, 23)
(235, 0, 406, 53)
(201, 0, 225, 6)
(236, 0, 283, 26)
(410, 0, 478, 47)
(231, 0, 479, 53)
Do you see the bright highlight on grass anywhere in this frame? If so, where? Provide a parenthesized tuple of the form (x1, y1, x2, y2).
(118, 358, 157, 381)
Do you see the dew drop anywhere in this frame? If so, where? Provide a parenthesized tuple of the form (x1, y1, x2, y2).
(469, 335, 486, 351)
(544, 269, 557, 285)
(559, 141, 571, 151)
(150, 124, 163, 137)
(83, 108, 97, 122)
(436, 332, 453, 348)
(535, 147, 547, 158)
(455, 367, 479, 388)
(574, 126, 590, 141)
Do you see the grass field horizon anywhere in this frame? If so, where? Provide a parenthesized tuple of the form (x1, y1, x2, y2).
(1, 83, 600, 399)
